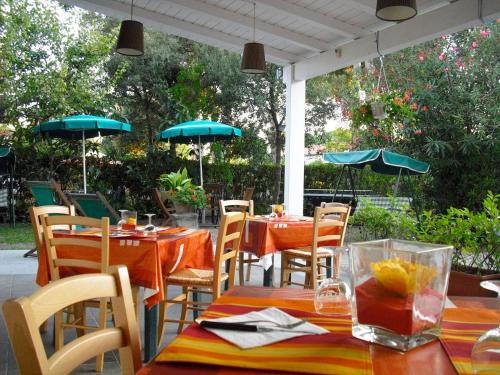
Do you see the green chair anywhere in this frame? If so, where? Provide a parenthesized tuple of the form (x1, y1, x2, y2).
(26, 179, 73, 207)
(67, 191, 120, 225)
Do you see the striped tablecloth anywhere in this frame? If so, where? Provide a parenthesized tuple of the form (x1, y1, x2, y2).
(440, 307, 500, 375)
(155, 288, 372, 375)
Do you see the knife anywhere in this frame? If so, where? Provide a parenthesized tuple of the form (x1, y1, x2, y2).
(199, 319, 309, 332)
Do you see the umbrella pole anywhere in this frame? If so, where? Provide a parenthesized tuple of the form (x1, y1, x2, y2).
(82, 130, 87, 194)
(198, 135, 203, 187)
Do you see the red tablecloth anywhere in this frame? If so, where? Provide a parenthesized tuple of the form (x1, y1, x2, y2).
(241, 216, 340, 257)
(36, 228, 214, 307)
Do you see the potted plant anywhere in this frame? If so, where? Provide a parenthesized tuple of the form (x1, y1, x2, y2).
(350, 90, 421, 147)
(416, 192, 500, 297)
(158, 168, 208, 227)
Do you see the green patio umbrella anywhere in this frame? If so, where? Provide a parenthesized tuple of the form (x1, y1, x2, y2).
(155, 120, 242, 186)
(33, 115, 132, 193)
(323, 149, 429, 176)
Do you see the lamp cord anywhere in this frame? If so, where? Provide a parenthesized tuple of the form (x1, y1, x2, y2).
(253, 2, 256, 42)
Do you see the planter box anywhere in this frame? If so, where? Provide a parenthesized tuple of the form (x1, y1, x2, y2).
(447, 271, 500, 297)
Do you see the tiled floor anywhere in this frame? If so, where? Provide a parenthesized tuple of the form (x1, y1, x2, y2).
(0, 246, 297, 374)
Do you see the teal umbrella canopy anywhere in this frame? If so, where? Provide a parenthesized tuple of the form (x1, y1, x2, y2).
(155, 120, 242, 187)
(33, 115, 131, 139)
(323, 149, 429, 176)
(33, 115, 132, 193)
(155, 120, 242, 143)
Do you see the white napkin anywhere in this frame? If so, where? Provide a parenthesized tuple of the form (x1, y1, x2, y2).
(197, 307, 329, 349)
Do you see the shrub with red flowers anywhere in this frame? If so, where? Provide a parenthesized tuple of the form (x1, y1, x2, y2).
(158, 168, 208, 209)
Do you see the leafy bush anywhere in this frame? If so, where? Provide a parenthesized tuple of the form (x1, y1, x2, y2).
(158, 168, 207, 209)
(349, 197, 417, 240)
(417, 192, 499, 274)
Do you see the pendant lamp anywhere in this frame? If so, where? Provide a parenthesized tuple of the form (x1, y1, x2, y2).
(376, 0, 417, 22)
(116, 0, 144, 56)
(240, 3, 266, 74)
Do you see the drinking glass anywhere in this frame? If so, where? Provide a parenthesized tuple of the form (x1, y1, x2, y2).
(144, 213, 156, 232)
(122, 210, 137, 230)
(471, 281, 500, 374)
(117, 209, 127, 230)
(314, 247, 351, 315)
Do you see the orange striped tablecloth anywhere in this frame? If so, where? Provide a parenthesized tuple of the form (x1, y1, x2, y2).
(241, 216, 340, 258)
(440, 307, 500, 375)
(36, 227, 214, 307)
(155, 287, 372, 375)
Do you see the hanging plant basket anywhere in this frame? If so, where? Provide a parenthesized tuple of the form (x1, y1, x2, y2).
(371, 101, 387, 120)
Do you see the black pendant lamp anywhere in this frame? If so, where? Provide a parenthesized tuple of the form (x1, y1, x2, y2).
(116, 0, 144, 56)
(376, 0, 417, 22)
(240, 3, 266, 74)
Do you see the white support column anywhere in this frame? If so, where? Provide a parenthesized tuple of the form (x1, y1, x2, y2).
(283, 64, 305, 216)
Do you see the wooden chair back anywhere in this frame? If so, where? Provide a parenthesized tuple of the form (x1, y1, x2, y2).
(310, 205, 351, 286)
(42, 215, 110, 281)
(29, 205, 76, 258)
(219, 199, 254, 216)
(2, 266, 142, 375)
(242, 187, 254, 201)
(152, 188, 175, 226)
(67, 191, 120, 224)
(213, 211, 246, 296)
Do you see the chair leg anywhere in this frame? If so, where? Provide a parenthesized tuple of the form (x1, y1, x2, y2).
(157, 299, 166, 348)
(54, 310, 64, 350)
(280, 254, 291, 287)
(131, 286, 141, 322)
(245, 254, 252, 282)
(74, 302, 85, 337)
(177, 286, 189, 334)
(95, 298, 108, 372)
(238, 253, 245, 286)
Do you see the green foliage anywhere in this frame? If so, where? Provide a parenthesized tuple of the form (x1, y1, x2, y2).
(417, 192, 499, 274)
(349, 198, 417, 240)
(158, 168, 191, 190)
(158, 168, 207, 209)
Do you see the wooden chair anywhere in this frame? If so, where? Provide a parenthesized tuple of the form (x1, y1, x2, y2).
(157, 211, 246, 346)
(29, 205, 76, 259)
(24, 180, 73, 258)
(280, 205, 351, 290)
(204, 183, 224, 224)
(2, 266, 142, 375)
(67, 191, 120, 224)
(42, 215, 111, 372)
(29, 205, 76, 333)
(152, 188, 175, 226)
(219, 199, 256, 286)
(242, 187, 254, 201)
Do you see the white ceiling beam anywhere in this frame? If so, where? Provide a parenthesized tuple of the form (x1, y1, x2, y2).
(164, 0, 331, 52)
(60, 0, 303, 64)
(294, 0, 500, 80)
(249, 0, 370, 38)
(336, 0, 375, 14)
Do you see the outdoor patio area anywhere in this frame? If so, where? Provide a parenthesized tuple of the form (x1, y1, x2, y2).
(0, 0, 498, 374)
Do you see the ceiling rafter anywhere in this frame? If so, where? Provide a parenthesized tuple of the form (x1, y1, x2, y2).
(248, 0, 370, 38)
(61, 0, 303, 64)
(164, 0, 331, 52)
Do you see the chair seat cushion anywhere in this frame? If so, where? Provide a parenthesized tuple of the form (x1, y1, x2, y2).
(165, 268, 229, 286)
(282, 246, 335, 258)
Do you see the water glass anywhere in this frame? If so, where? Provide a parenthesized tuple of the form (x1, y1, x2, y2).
(122, 210, 137, 230)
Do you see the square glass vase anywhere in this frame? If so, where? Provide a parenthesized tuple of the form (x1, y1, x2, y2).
(350, 239, 453, 351)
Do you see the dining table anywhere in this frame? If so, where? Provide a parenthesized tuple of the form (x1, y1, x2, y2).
(241, 215, 341, 286)
(35, 226, 214, 362)
(138, 286, 500, 375)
